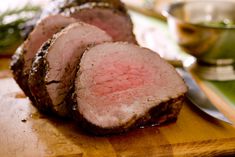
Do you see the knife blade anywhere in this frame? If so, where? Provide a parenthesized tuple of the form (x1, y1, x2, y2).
(177, 68, 232, 124)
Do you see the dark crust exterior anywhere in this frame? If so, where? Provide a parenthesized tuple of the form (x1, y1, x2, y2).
(28, 32, 72, 117)
(27, 26, 102, 117)
(10, 46, 36, 104)
(70, 86, 185, 136)
(27, 39, 55, 115)
(45, 0, 128, 15)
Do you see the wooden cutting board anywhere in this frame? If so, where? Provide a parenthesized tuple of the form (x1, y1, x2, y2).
(1, 71, 235, 157)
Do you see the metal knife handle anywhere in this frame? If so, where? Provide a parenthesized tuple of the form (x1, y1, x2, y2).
(177, 68, 232, 124)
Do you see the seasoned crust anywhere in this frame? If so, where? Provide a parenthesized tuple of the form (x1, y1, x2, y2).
(28, 22, 112, 117)
(28, 33, 71, 116)
(28, 32, 68, 116)
(10, 45, 36, 103)
(45, 0, 128, 15)
(27, 39, 55, 114)
(70, 91, 185, 136)
(10, 46, 25, 90)
(11, 15, 77, 105)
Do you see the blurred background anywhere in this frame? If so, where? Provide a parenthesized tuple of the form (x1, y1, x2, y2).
(0, 0, 49, 56)
(0, 1, 48, 13)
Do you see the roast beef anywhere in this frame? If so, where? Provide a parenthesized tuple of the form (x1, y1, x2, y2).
(11, 15, 77, 102)
(28, 22, 112, 116)
(63, 2, 137, 43)
(71, 42, 187, 135)
(25, 0, 136, 43)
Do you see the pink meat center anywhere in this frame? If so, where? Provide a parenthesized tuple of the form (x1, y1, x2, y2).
(90, 60, 152, 96)
(72, 8, 134, 42)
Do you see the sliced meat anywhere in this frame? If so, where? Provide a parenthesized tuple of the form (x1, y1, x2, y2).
(71, 42, 187, 135)
(28, 22, 112, 116)
(40, 0, 137, 43)
(11, 15, 77, 102)
(66, 2, 137, 43)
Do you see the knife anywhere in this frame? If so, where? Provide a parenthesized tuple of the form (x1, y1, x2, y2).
(177, 68, 232, 124)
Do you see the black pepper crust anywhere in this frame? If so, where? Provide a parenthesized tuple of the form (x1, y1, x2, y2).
(45, 0, 128, 15)
(27, 23, 106, 117)
(27, 39, 55, 115)
(10, 45, 36, 104)
(28, 30, 72, 117)
(69, 89, 185, 136)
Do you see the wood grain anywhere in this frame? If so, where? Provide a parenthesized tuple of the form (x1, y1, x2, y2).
(0, 76, 235, 157)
